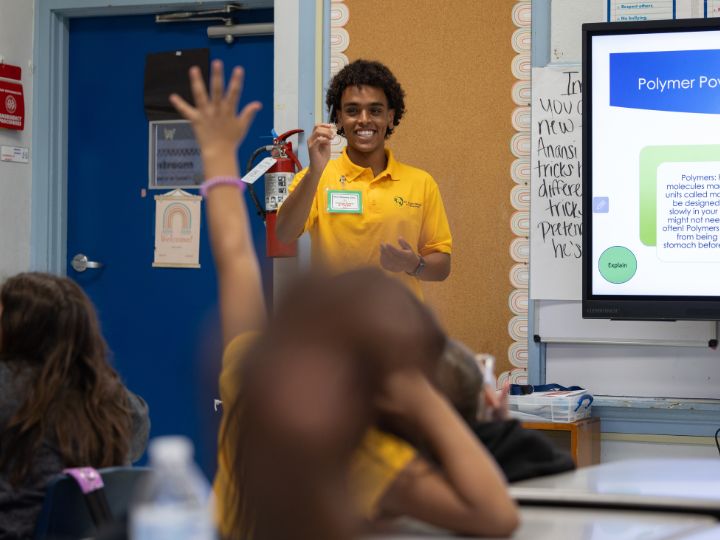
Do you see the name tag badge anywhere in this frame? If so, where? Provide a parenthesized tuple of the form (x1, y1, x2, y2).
(327, 190, 363, 214)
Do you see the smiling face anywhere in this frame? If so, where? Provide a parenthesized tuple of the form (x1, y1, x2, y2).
(336, 85, 395, 159)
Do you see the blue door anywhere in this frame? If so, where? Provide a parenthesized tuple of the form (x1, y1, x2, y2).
(67, 12, 274, 476)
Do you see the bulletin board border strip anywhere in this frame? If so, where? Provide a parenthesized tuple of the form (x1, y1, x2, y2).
(329, 0, 348, 158)
(503, 0, 533, 388)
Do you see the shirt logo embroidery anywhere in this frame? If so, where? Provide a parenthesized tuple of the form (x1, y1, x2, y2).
(394, 196, 422, 208)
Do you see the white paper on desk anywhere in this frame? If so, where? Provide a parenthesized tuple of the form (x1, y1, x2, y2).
(598, 480, 720, 499)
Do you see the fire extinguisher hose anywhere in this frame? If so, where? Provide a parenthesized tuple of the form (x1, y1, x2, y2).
(245, 145, 274, 220)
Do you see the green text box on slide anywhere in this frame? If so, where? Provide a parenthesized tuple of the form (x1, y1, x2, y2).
(639, 144, 720, 246)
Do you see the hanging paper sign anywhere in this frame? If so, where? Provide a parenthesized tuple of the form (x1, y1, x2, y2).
(152, 189, 202, 268)
(1, 145, 29, 163)
(242, 157, 276, 184)
(149, 120, 204, 189)
(0, 64, 25, 131)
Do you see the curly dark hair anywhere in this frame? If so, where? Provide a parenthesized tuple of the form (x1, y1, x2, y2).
(326, 59, 406, 139)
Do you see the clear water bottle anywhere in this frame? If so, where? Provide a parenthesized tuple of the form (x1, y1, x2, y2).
(130, 436, 216, 540)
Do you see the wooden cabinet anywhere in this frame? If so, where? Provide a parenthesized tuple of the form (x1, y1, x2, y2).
(521, 417, 601, 467)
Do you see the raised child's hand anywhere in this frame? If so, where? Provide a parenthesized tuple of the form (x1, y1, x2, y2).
(169, 60, 262, 160)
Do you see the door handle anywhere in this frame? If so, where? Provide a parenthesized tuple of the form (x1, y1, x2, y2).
(71, 253, 104, 272)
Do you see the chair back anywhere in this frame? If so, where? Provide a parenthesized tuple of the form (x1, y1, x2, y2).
(33, 466, 152, 540)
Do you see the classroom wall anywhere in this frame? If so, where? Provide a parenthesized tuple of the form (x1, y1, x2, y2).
(343, 0, 519, 374)
(547, 344, 720, 398)
(0, 0, 34, 279)
(13, 1, 521, 377)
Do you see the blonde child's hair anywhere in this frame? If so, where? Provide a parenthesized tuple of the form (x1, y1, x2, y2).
(435, 339, 486, 423)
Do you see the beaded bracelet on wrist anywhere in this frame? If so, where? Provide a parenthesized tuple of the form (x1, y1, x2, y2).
(199, 176, 246, 198)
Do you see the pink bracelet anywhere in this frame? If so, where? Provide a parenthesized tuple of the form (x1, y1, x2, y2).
(200, 176, 246, 198)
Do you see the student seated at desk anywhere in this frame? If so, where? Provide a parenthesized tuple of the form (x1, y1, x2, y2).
(169, 60, 519, 539)
(0, 273, 150, 540)
(438, 339, 575, 483)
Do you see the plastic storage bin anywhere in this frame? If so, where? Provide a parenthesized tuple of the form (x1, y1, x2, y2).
(508, 389, 593, 423)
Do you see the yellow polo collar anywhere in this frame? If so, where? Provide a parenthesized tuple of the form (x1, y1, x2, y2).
(337, 147, 400, 182)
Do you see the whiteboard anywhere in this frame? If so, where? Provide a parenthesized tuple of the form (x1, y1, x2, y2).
(550, 0, 604, 63)
(535, 301, 718, 347)
(529, 65, 582, 300)
(533, 2, 718, 346)
(550, 0, 711, 66)
(546, 340, 720, 398)
(533, 0, 720, 399)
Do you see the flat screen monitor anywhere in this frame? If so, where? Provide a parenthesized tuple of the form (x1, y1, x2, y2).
(583, 18, 720, 320)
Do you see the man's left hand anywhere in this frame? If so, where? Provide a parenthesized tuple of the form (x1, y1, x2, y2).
(380, 237, 420, 274)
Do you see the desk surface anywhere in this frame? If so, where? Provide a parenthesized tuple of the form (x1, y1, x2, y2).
(510, 458, 720, 516)
(368, 507, 718, 540)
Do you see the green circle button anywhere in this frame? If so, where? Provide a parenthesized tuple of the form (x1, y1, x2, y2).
(598, 246, 637, 284)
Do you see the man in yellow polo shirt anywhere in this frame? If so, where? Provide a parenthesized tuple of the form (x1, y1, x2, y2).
(276, 59, 452, 297)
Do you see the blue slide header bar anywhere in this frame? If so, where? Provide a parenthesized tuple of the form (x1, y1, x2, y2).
(610, 49, 720, 114)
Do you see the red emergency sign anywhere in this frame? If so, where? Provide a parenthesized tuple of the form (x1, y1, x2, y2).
(0, 63, 24, 131)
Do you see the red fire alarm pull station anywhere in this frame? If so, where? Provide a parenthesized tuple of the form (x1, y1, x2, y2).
(0, 63, 24, 131)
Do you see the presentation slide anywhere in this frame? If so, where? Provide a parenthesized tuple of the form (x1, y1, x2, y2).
(591, 29, 720, 296)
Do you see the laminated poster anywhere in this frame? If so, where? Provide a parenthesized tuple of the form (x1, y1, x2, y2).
(153, 189, 202, 268)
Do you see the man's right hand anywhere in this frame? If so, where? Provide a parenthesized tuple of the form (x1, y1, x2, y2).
(307, 123, 335, 174)
(275, 123, 333, 243)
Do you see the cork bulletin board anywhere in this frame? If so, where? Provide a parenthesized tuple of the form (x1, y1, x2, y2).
(339, 0, 529, 380)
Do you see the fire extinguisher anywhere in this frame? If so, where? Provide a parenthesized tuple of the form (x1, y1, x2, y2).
(246, 129, 304, 258)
